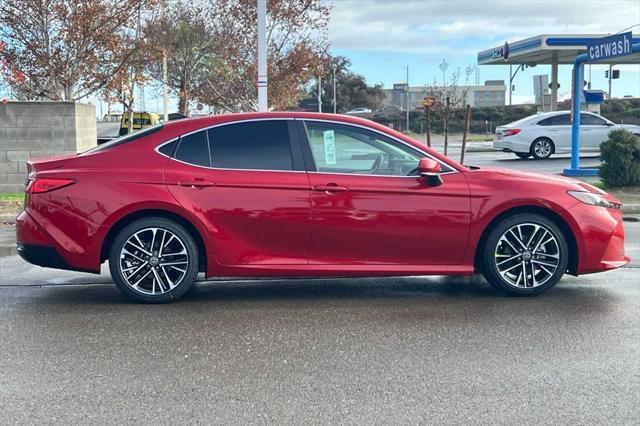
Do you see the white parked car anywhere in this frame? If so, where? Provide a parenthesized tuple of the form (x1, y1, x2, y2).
(493, 111, 640, 159)
(345, 108, 372, 115)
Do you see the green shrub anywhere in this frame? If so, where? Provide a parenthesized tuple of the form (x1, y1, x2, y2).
(599, 129, 640, 187)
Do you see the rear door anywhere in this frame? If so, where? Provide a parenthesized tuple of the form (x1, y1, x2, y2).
(537, 113, 571, 152)
(163, 119, 312, 265)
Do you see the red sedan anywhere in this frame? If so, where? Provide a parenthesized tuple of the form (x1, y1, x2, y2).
(16, 112, 629, 303)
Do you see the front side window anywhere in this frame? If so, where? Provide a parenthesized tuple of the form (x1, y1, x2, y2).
(208, 120, 293, 171)
(175, 131, 210, 167)
(303, 121, 435, 176)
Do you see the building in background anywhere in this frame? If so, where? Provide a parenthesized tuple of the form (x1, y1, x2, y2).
(383, 80, 506, 109)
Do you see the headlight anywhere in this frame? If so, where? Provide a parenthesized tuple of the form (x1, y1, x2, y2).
(568, 191, 621, 209)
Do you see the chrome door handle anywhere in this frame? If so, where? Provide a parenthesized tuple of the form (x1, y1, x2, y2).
(313, 184, 349, 193)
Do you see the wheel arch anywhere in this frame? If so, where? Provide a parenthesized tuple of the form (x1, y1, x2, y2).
(473, 205, 579, 275)
(100, 209, 208, 272)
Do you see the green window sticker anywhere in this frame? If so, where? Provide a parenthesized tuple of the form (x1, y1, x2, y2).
(323, 130, 336, 165)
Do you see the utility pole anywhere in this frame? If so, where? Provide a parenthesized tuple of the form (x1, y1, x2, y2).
(332, 66, 337, 114)
(317, 76, 322, 112)
(405, 65, 409, 132)
(257, 0, 267, 112)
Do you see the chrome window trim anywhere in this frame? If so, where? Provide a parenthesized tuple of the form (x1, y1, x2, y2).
(154, 116, 460, 177)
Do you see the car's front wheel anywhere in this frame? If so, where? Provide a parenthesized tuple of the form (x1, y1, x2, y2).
(481, 213, 568, 296)
(109, 217, 199, 303)
(530, 138, 554, 160)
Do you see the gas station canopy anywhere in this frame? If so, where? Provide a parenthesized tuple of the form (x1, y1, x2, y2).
(478, 34, 640, 65)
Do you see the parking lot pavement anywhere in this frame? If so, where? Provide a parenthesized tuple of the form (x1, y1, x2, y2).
(1, 222, 638, 424)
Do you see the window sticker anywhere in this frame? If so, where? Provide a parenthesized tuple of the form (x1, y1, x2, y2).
(323, 130, 336, 165)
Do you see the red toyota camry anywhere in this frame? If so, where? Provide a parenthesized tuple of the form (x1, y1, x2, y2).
(16, 112, 629, 303)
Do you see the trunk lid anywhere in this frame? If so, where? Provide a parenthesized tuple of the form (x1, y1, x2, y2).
(26, 154, 76, 176)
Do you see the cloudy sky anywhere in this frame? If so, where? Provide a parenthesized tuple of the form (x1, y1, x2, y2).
(328, 0, 640, 102)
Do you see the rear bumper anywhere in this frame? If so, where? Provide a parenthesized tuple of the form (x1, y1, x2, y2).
(493, 139, 530, 153)
(17, 243, 96, 273)
(16, 209, 103, 273)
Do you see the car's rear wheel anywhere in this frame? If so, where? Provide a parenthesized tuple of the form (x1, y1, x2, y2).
(481, 213, 568, 296)
(530, 138, 554, 160)
(515, 153, 531, 159)
(109, 217, 198, 303)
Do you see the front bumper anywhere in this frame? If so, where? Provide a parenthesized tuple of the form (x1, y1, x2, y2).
(568, 201, 630, 274)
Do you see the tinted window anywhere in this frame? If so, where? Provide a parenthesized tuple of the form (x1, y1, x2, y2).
(175, 131, 210, 167)
(303, 121, 439, 176)
(158, 139, 178, 157)
(208, 120, 293, 170)
(581, 113, 607, 125)
(538, 114, 570, 126)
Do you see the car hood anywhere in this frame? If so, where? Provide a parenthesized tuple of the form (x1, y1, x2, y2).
(471, 166, 600, 192)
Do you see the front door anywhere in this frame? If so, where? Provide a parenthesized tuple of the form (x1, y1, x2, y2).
(580, 113, 612, 151)
(299, 120, 470, 266)
(164, 119, 312, 265)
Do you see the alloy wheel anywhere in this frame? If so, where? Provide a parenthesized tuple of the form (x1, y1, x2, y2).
(119, 227, 189, 295)
(533, 139, 552, 158)
(494, 223, 560, 288)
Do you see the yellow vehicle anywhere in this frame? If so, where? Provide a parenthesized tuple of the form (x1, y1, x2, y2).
(118, 112, 160, 136)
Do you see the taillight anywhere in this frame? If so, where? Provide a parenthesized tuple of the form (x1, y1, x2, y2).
(25, 178, 75, 194)
(502, 128, 521, 137)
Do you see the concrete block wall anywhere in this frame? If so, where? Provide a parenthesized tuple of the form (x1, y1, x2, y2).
(0, 101, 96, 192)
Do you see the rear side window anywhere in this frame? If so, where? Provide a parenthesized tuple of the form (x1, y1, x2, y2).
(208, 120, 293, 171)
(581, 113, 607, 125)
(538, 114, 570, 126)
(175, 131, 210, 167)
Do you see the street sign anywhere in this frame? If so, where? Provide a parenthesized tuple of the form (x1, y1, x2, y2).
(422, 96, 436, 108)
(587, 32, 632, 62)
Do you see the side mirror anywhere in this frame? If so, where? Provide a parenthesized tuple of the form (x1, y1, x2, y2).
(418, 157, 443, 186)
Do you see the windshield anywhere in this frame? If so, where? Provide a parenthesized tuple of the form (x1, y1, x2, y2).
(82, 124, 164, 155)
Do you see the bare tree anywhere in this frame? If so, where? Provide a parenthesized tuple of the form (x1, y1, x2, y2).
(195, 0, 330, 112)
(0, 0, 159, 101)
(425, 66, 473, 155)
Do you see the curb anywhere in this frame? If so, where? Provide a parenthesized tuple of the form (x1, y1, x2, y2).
(622, 204, 640, 214)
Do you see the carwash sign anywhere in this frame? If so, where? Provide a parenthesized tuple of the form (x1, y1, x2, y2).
(587, 32, 632, 61)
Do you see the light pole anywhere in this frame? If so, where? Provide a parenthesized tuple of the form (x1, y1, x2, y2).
(257, 0, 267, 112)
(439, 59, 448, 86)
(317, 75, 322, 112)
(332, 66, 337, 114)
(508, 64, 530, 106)
(405, 65, 409, 131)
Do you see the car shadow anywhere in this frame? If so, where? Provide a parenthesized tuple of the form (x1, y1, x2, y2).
(6, 274, 621, 322)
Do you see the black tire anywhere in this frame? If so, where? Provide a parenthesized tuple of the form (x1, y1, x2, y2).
(108, 217, 199, 303)
(481, 213, 568, 296)
(515, 153, 531, 159)
(530, 137, 554, 160)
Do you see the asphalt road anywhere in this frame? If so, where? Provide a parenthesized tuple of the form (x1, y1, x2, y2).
(0, 150, 637, 424)
(1, 222, 638, 424)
